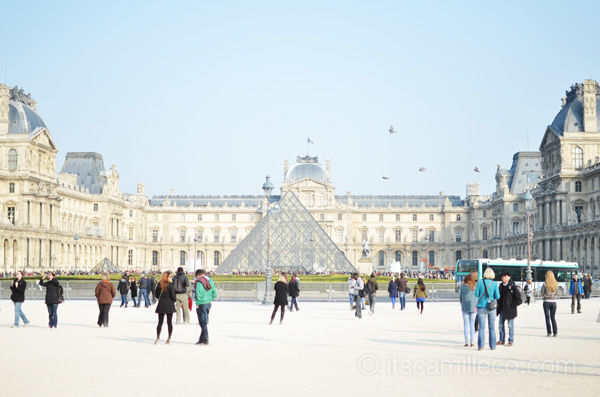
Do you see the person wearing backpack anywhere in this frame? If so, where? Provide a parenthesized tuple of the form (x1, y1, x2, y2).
(496, 272, 522, 347)
(10, 270, 30, 328)
(474, 268, 500, 351)
(173, 267, 190, 324)
(366, 273, 379, 315)
(39, 272, 61, 329)
(194, 269, 217, 345)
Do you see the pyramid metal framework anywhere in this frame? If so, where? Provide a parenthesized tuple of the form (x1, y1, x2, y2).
(217, 191, 356, 274)
(91, 257, 121, 274)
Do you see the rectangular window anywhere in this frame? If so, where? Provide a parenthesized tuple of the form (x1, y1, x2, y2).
(361, 229, 368, 242)
(94, 203, 98, 212)
(128, 250, 133, 266)
(152, 251, 159, 266)
(231, 230, 237, 243)
(455, 229, 462, 242)
(456, 214, 461, 221)
(395, 214, 400, 221)
(215, 214, 219, 222)
(128, 226, 134, 241)
(9, 183, 15, 193)
(152, 229, 158, 242)
(482, 210, 487, 218)
(180, 250, 186, 266)
(575, 181, 582, 192)
(379, 214, 384, 221)
(336, 229, 343, 243)
(513, 203, 519, 212)
(412, 229, 418, 242)
(429, 214, 434, 221)
(198, 214, 202, 221)
(232, 214, 236, 221)
(214, 230, 220, 243)
(575, 206, 584, 224)
(429, 230, 435, 243)
(179, 229, 186, 243)
(338, 213, 343, 221)
(378, 229, 385, 243)
(319, 214, 325, 221)
(195, 230, 203, 242)
(362, 214, 367, 221)
(482, 227, 488, 241)
(395, 229, 402, 243)
(512, 221, 519, 235)
(412, 214, 417, 221)
(7, 206, 15, 225)
(129, 210, 133, 217)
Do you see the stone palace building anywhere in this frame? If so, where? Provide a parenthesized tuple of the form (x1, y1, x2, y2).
(1, 80, 599, 275)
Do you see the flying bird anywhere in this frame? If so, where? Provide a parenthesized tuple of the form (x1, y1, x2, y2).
(388, 126, 396, 134)
(474, 167, 481, 173)
(418, 167, 426, 172)
(382, 176, 390, 180)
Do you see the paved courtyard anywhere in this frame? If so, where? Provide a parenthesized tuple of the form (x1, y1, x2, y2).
(1, 298, 599, 396)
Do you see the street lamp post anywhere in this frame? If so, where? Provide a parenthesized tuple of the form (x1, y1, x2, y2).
(522, 189, 534, 283)
(262, 175, 274, 305)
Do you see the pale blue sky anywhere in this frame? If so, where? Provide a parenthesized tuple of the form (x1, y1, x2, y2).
(3, 1, 599, 197)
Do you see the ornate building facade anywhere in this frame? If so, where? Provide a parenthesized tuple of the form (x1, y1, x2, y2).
(1, 80, 599, 275)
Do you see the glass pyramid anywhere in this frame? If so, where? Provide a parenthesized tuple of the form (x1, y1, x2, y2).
(91, 257, 121, 274)
(217, 191, 356, 274)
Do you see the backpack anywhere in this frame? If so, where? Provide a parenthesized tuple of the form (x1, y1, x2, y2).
(173, 274, 185, 293)
(57, 284, 64, 304)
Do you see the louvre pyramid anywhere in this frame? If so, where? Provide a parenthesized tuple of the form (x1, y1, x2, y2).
(91, 257, 121, 274)
(217, 191, 356, 274)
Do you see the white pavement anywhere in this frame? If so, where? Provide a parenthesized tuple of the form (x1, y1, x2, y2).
(1, 298, 599, 396)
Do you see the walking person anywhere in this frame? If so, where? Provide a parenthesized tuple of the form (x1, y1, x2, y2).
(395, 273, 408, 310)
(459, 275, 477, 347)
(270, 274, 289, 325)
(348, 274, 355, 309)
(359, 275, 367, 310)
(194, 269, 217, 345)
(138, 273, 151, 308)
(366, 273, 378, 315)
(541, 270, 558, 337)
(474, 268, 500, 351)
(95, 273, 116, 327)
(10, 270, 30, 328)
(583, 274, 592, 299)
(173, 267, 190, 324)
(288, 273, 300, 311)
(524, 279, 533, 306)
(117, 273, 130, 308)
(150, 274, 158, 305)
(39, 272, 61, 329)
(130, 276, 138, 308)
(413, 278, 427, 314)
(569, 273, 583, 314)
(154, 271, 176, 344)
(388, 275, 399, 309)
(353, 273, 364, 319)
(497, 272, 522, 347)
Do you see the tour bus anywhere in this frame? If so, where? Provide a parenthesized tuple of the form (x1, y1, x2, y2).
(455, 258, 579, 295)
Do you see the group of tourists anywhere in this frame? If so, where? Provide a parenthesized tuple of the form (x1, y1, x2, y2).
(115, 272, 156, 308)
(269, 273, 301, 324)
(458, 269, 591, 351)
(9, 271, 63, 328)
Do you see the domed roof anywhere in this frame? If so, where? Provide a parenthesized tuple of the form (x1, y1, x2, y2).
(285, 156, 329, 183)
(7, 87, 48, 134)
(549, 81, 600, 135)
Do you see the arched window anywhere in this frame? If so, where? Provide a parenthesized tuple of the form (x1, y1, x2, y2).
(428, 250, 435, 266)
(412, 250, 418, 267)
(395, 250, 402, 262)
(214, 251, 221, 267)
(378, 250, 385, 268)
(8, 149, 17, 171)
(573, 146, 583, 169)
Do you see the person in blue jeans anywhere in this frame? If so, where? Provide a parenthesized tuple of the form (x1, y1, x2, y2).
(39, 273, 61, 328)
(194, 269, 217, 345)
(474, 268, 500, 351)
(395, 273, 408, 310)
(138, 274, 151, 308)
(459, 275, 477, 347)
(10, 271, 30, 328)
(497, 272, 521, 347)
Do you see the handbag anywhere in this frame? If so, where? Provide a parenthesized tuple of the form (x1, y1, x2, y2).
(477, 280, 497, 311)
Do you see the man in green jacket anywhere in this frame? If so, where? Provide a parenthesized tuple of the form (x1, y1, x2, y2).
(194, 269, 217, 345)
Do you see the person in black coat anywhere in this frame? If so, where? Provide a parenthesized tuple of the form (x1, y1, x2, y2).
(39, 272, 61, 328)
(497, 273, 522, 346)
(288, 274, 300, 311)
(117, 273, 131, 308)
(154, 271, 176, 344)
(10, 270, 30, 327)
(270, 274, 288, 325)
(130, 277, 138, 307)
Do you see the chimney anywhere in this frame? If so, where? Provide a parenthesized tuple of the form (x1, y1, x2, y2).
(0, 84, 9, 134)
(583, 79, 598, 132)
(284, 158, 289, 179)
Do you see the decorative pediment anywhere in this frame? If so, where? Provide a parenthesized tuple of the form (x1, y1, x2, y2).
(539, 127, 559, 150)
(29, 127, 57, 151)
(284, 178, 330, 190)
